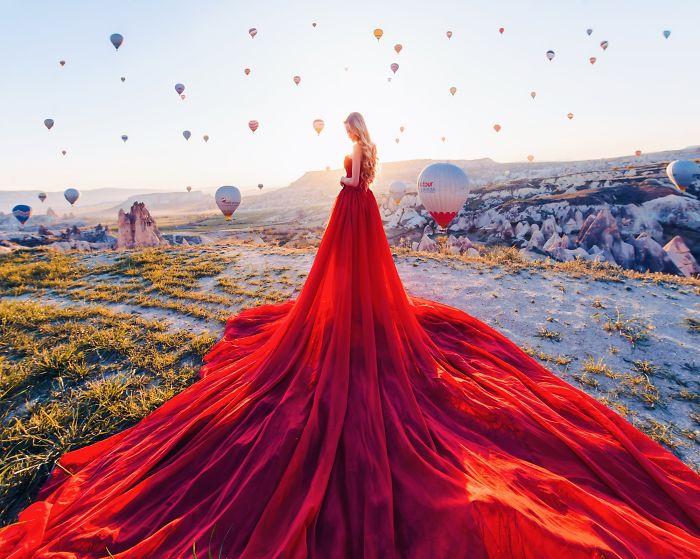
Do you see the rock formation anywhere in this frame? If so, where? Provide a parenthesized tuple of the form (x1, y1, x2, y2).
(116, 202, 168, 250)
(663, 236, 699, 276)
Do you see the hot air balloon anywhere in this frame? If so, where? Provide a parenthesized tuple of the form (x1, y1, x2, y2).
(175, 83, 185, 95)
(249, 28, 257, 39)
(183, 130, 191, 141)
(527, 155, 535, 162)
(586, 28, 593, 36)
(249, 120, 259, 133)
(499, 27, 505, 34)
(395, 138, 400, 144)
(416, 163, 469, 228)
(390, 63, 399, 74)
(64, 188, 80, 206)
(666, 160, 700, 193)
(373, 28, 383, 41)
(59, 60, 65, 67)
(12, 205, 31, 225)
(389, 181, 406, 204)
(590, 57, 597, 65)
(546, 50, 555, 61)
(186, 186, 192, 193)
(215, 185, 241, 220)
(121, 135, 128, 142)
(449, 86, 457, 96)
(387, 77, 392, 82)
(244, 68, 251, 76)
(394, 44, 402, 54)
(180, 94, 186, 100)
(203, 135, 209, 142)
(293, 75, 301, 85)
(663, 30, 671, 39)
(60, 150, 66, 156)
(110, 33, 123, 50)
(38, 192, 47, 203)
(493, 124, 502, 133)
(446, 31, 453, 39)
(635, 150, 642, 157)
(312, 22, 317, 28)
(44, 119, 54, 130)
(121, 76, 126, 82)
(313, 119, 325, 135)
(530, 91, 537, 99)
(258, 183, 264, 190)
(567, 112, 574, 120)
(600, 40, 609, 51)
(400, 126, 405, 133)
(441, 136, 446, 143)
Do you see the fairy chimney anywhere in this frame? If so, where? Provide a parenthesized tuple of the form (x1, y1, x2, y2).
(116, 202, 168, 249)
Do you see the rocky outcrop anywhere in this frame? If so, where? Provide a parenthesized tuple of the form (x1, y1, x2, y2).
(116, 202, 168, 250)
(663, 236, 699, 276)
(631, 233, 679, 274)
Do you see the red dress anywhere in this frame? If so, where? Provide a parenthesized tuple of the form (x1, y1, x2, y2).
(1, 156, 699, 558)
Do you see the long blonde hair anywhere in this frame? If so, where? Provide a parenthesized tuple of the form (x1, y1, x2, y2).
(344, 112, 378, 186)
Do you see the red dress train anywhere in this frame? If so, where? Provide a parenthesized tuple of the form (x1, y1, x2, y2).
(1, 156, 699, 558)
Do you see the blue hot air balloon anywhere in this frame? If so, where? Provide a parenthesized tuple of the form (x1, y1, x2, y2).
(663, 30, 671, 39)
(12, 205, 32, 225)
(64, 187, 80, 206)
(183, 130, 191, 140)
(110, 33, 124, 50)
(175, 83, 185, 95)
(666, 160, 700, 195)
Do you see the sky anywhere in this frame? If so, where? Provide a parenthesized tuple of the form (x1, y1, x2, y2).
(1, 0, 699, 193)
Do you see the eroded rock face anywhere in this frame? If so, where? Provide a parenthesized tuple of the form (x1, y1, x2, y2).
(632, 233, 679, 274)
(116, 202, 168, 250)
(663, 235, 699, 276)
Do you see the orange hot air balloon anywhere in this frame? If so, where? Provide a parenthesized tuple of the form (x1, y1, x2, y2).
(493, 124, 502, 133)
(293, 75, 301, 85)
(394, 44, 402, 54)
(313, 119, 325, 135)
(499, 27, 505, 34)
(244, 68, 251, 75)
(446, 31, 453, 39)
(373, 28, 383, 41)
(635, 150, 642, 157)
(249, 120, 259, 133)
(527, 154, 535, 162)
(567, 112, 574, 120)
(589, 57, 597, 65)
(449, 86, 457, 96)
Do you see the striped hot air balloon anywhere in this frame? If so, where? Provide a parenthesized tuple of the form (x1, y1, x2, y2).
(249, 120, 259, 133)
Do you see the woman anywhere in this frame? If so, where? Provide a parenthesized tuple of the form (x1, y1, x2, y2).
(1, 112, 699, 558)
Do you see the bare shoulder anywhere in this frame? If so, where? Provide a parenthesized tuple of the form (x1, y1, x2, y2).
(352, 142, 362, 158)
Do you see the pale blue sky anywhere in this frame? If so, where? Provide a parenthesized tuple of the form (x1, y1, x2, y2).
(1, 0, 698, 192)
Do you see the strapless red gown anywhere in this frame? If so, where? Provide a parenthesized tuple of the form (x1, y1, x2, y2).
(1, 156, 699, 558)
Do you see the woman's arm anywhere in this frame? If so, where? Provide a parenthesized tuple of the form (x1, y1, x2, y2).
(340, 144, 363, 188)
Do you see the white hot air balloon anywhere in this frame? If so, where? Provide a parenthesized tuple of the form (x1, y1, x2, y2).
(416, 163, 470, 229)
(215, 186, 242, 220)
(389, 181, 406, 204)
(64, 187, 80, 206)
(666, 160, 700, 193)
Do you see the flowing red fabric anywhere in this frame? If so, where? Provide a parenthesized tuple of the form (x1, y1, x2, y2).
(1, 156, 699, 558)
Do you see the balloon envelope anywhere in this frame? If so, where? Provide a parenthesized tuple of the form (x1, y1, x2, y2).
(59, 60, 65, 66)
(244, 68, 250, 75)
(666, 160, 700, 193)
(590, 57, 597, 65)
(530, 91, 537, 99)
(44, 119, 54, 130)
(258, 183, 264, 190)
(186, 186, 192, 192)
(183, 130, 191, 140)
(293, 75, 301, 85)
(203, 135, 209, 142)
(493, 124, 502, 133)
(389, 181, 406, 204)
(121, 76, 126, 82)
(499, 27, 504, 34)
(586, 28, 593, 36)
(215, 186, 241, 220)
(249, 28, 257, 38)
(373, 28, 383, 40)
(446, 31, 453, 39)
(38, 192, 47, 203)
(635, 150, 642, 157)
(546, 50, 555, 61)
(600, 40, 609, 50)
(12, 205, 32, 225)
(390, 63, 399, 74)
(567, 113, 574, 120)
(175, 83, 185, 95)
(64, 188, 80, 206)
(527, 155, 535, 162)
(394, 44, 402, 54)
(121, 135, 128, 142)
(663, 30, 671, 39)
(449, 86, 457, 96)
(249, 120, 259, 133)
(416, 163, 469, 228)
(400, 126, 405, 133)
(110, 33, 123, 50)
(313, 119, 325, 135)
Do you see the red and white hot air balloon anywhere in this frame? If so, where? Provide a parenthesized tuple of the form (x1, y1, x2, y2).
(446, 31, 453, 39)
(493, 124, 502, 133)
(394, 44, 402, 54)
(313, 119, 325, 135)
(293, 75, 301, 85)
(417, 163, 470, 228)
(249, 120, 259, 133)
(244, 68, 251, 76)
(589, 57, 597, 65)
(215, 186, 241, 220)
(390, 63, 399, 74)
(600, 40, 609, 50)
(249, 28, 257, 38)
